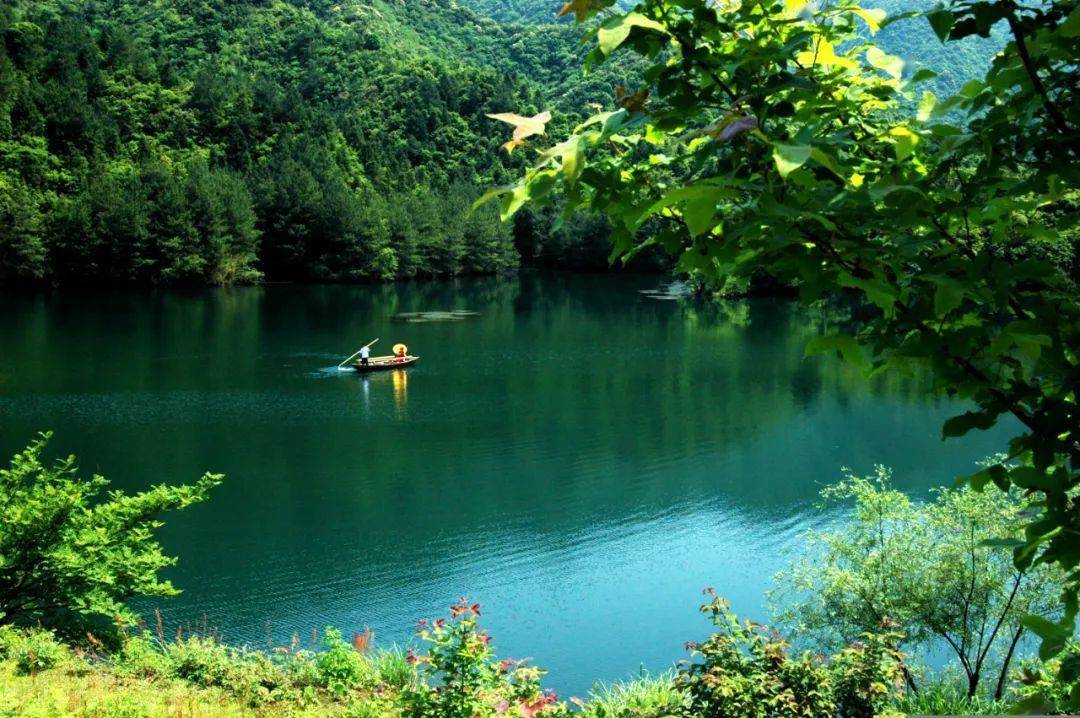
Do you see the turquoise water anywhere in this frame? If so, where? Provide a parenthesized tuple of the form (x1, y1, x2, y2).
(0, 273, 1016, 695)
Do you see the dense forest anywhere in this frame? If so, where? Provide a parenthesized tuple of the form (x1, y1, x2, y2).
(0, 0, 641, 285)
(0, 0, 1000, 285)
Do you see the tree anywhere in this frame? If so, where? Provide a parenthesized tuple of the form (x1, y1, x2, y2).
(0, 433, 221, 634)
(483, 0, 1079, 653)
(772, 467, 1063, 699)
(677, 592, 904, 718)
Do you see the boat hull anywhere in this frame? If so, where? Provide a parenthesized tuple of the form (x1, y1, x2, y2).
(352, 356, 419, 373)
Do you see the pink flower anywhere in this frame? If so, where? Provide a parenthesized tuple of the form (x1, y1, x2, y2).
(495, 700, 510, 715)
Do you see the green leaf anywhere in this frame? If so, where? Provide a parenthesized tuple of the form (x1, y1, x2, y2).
(472, 185, 510, 211)
(773, 143, 811, 179)
(557, 138, 584, 189)
(809, 148, 844, 179)
(889, 127, 920, 161)
(927, 9, 954, 42)
(597, 13, 667, 56)
(499, 184, 530, 220)
(684, 195, 717, 238)
(917, 91, 937, 122)
(942, 410, 997, 438)
(866, 47, 903, 80)
(806, 334, 867, 369)
(1022, 615, 1071, 660)
(850, 6, 886, 34)
(932, 277, 964, 315)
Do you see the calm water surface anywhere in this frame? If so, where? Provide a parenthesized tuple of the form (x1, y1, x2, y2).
(0, 274, 1015, 695)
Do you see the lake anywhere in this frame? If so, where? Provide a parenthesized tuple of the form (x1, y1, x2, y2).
(0, 273, 1016, 696)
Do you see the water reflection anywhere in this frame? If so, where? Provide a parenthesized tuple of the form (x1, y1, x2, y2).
(392, 369, 408, 419)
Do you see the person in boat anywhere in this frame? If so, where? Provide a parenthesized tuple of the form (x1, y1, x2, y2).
(359, 344, 370, 366)
(393, 344, 407, 363)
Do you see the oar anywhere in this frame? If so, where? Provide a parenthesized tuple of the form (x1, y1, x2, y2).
(338, 338, 379, 369)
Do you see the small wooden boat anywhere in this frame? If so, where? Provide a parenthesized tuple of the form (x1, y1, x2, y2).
(352, 355, 419, 373)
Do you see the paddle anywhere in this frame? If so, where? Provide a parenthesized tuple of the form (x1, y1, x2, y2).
(337, 338, 379, 369)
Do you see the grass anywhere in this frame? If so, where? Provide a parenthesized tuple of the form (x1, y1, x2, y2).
(0, 660, 334, 717)
(578, 673, 689, 718)
(888, 679, 1011, 716)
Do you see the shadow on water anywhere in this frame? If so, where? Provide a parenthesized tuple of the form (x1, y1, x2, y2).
(0, 273, 1017, 695)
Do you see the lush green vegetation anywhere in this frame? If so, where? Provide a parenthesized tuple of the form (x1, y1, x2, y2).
(489, 0, 1079, 683)
(0, 0, 649, 285)
(0, 0, 1013, 285)
(0, 433, 219, 638)
(772, 467, 1063, 699)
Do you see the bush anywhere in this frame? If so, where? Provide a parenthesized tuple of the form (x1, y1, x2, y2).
(166, 636, 287, 705)
(112, 634, 171, 679)
(0, 433, 221, 635)
(400, 598, 567, 717)
(1014, 643, 1080, 714)
(676, 593, 903, 718)
(0, 625, 68, 675)
(317, 627, 378, 696)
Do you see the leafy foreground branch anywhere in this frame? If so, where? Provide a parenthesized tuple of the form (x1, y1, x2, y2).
(0, 433, 221, 635)
(482, 0, 1079, 659)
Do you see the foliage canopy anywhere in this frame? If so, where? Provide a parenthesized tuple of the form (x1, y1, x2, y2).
(485, 0, 1080, 654)
(0, 433, 220, 633)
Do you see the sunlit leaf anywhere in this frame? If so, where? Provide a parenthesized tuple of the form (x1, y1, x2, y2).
(772, 143, 811, 178)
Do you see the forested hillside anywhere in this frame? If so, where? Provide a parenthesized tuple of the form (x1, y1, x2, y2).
(0, 0, 1003, 286)
(0, 0, 636, 285)
(457, 0, 1004, 98)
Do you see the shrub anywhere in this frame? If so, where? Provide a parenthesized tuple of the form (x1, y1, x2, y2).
(0, 625, 68, 675)
(1013, 643, 1080, 714)
(675, 593, 903, 718)
(112, 634, 171, 679)
(0, 433, 221, 635)
(166, 636, 286, 705)
(400, 598, 567, 718)
(317, 627, 378, 696)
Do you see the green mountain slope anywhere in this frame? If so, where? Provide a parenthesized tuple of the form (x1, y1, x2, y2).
(0, 0, 634, 284)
